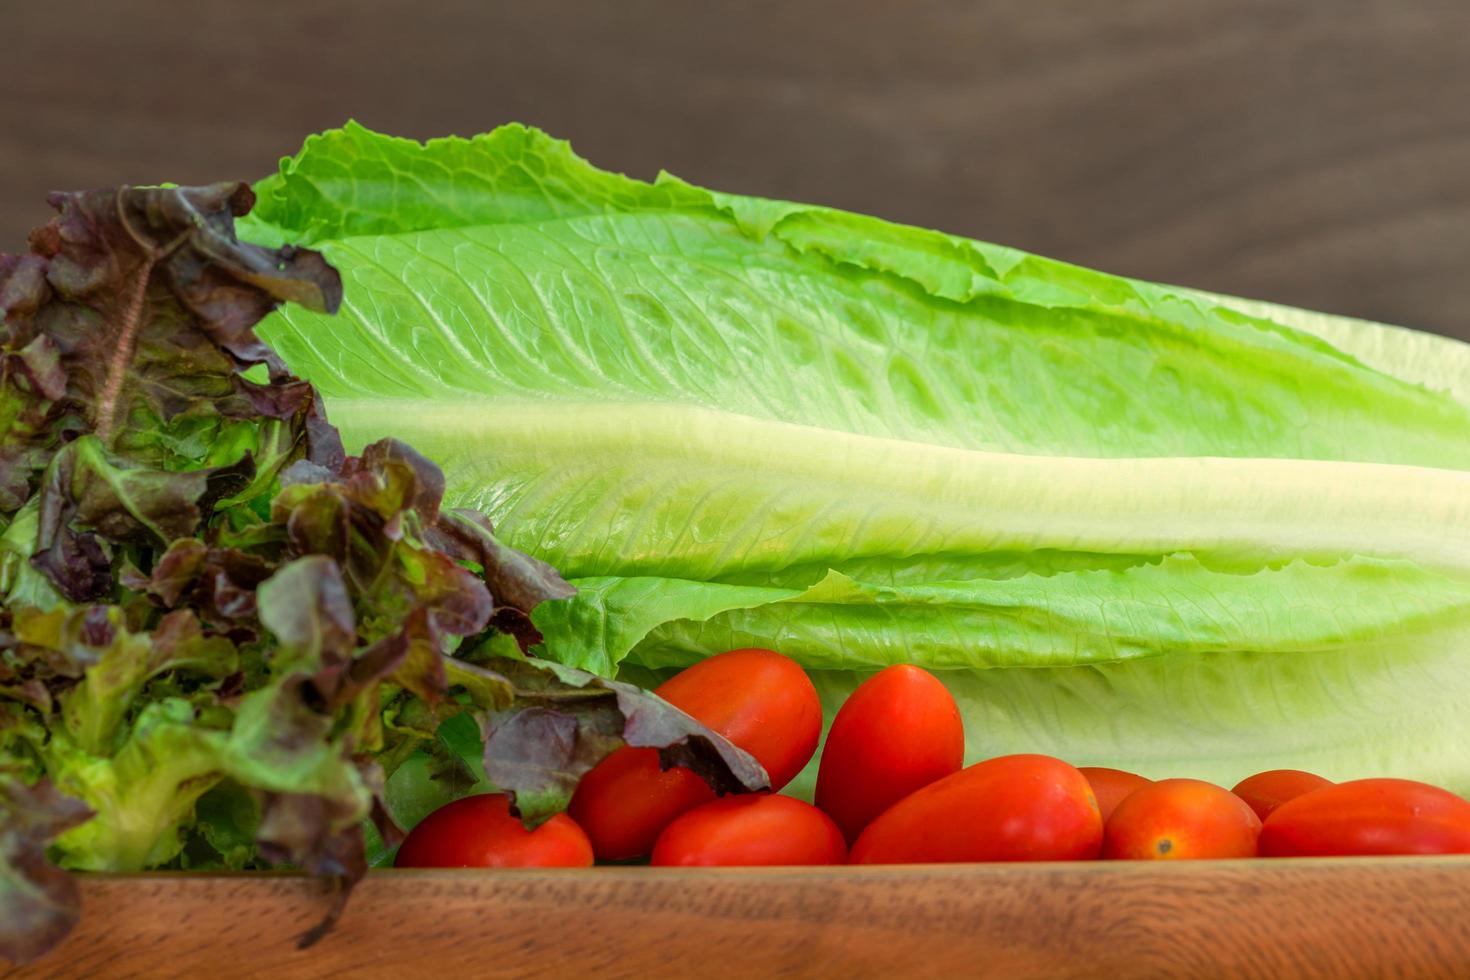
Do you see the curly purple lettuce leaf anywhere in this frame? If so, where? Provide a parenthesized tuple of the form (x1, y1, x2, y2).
(0, 775, 92, 966)
(0, 185, 342, 519)
(467, 656, 768, 825)
(0, 183, 765, 966)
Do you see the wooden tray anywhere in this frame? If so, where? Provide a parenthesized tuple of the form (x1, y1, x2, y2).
(7, 859, 1470, 979)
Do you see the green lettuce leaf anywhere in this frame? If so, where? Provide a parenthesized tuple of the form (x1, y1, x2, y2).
(244, 122, 1470, 792)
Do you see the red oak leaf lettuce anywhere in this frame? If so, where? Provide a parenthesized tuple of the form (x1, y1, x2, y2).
(0, 184, 766, 966)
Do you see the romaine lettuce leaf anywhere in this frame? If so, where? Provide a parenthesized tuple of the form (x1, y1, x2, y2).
(243, 122, 1470, 792)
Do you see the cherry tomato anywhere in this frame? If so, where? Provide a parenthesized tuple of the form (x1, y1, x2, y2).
(1260, 778, 1470, 856)
(850, 754, 1102, 863)
(394, 793, 593, 868)
(1231, 769, 1333, 822)
(651, 794, 848, 867)
(816, 665, 964, 842)
(1078, 767, 1152, 824)
(1102, 779, 1260, 859)
(653, 648, 823, 790)
(570, 648, 822, 860)
(566, 748, 713, 860)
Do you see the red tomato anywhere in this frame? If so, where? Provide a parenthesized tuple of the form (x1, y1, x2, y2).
(1260, 778, 1470, 856)
(651, 794, 848, 867)
(850, 754, 1102, 863)
(394, 794, 593, 868)
(1103, 779, 1260, 859)
(570, 648, 822, 860)
(816, 665, 964, 842)
(1078, 767, 1152, 824)
(566, 747, 713, 860)
(653, 648, 823, 790)
(1231, 769, 1333, 822)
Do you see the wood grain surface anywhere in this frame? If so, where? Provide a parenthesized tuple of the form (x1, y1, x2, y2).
(2, 1, 1468, 339)
(6, 860, 1470, 979)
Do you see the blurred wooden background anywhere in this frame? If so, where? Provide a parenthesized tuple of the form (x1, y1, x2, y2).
(3, 1, 1467, 338)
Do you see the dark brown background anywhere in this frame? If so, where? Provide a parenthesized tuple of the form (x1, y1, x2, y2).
(3, 1, 1467, 338)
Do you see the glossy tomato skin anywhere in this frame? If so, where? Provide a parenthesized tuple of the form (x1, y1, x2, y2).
(651, 794, 848, 867)
(570, 648, 822, 860)
(394, 794, 593, 868)
(1260, 778, 1470, 857)
(1078, 767, 1152, 824)
(1231, 769, 1332, 822)
(816, 665, 964, 842)
(567, 747, 715, 860)
(652, 648, 823, 790)
(1102, 779, 1260, 860)
(850, 754, 1102, 864)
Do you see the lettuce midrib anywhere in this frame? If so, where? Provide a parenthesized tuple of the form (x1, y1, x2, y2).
(322, 396, 1470, 580)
